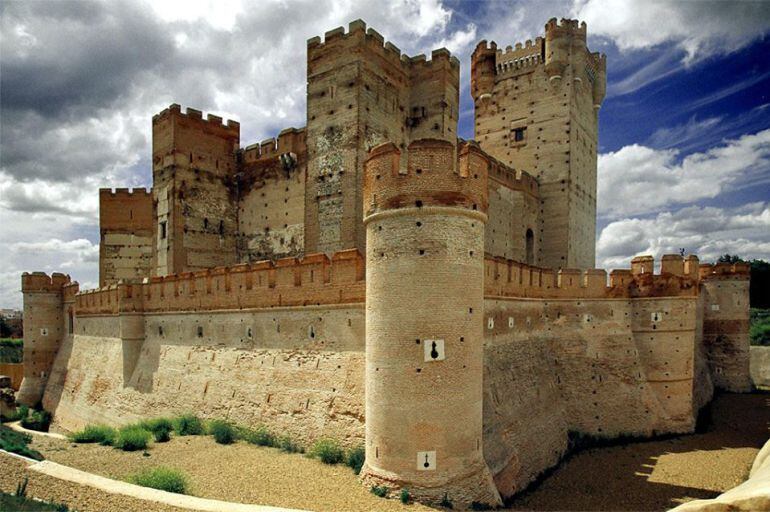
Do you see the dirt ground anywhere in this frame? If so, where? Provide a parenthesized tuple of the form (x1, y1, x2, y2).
(4, 392, 767, 512)
(506, 392, 770, 511)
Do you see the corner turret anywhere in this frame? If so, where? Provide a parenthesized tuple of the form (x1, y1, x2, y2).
(361, 138, 501, 508)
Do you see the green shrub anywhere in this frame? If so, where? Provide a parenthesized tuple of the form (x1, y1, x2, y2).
(0, 425, 42, 460)
(400, 488, 410, 504)
(240, 425, 276, 447)
(114, 425, 151, 451)
(440, 493, 453, 509)
(371, 485, 389, 498)
(0, 490, 69, 511)
(140, 418, 173, 443)
(346, 445, 365, 474)
(309, 438, 344, 464)
(0, 339, 23, 364)
(129, 466, 188, 494)
(278, 435, 303, 453)
(70, 424, 116, 445)
(172, 414, 204, 436)
(20, 409, 51, 432)
(207, 420, 236, 445)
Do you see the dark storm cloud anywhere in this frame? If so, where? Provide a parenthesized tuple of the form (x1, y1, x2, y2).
(0, 0, 175, 117)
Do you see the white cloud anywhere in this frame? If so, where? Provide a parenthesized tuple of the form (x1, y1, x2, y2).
(597, 203, 770, 270)
(573, 0, 770, 62)
(598, 129, 770, 218)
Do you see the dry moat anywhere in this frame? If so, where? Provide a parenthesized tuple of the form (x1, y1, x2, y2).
(1, 392, 766, 512)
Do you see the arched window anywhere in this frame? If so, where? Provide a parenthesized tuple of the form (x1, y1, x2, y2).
(526, 228, 534, 265)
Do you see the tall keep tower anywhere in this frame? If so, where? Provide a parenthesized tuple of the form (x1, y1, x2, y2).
(305, 20, 459, 255)
(472, 18, 606, 268)
(361, 138, 501, 508)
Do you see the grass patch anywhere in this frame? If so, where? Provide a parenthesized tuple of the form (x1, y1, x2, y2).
(207, 419, 236, 445)
(308, 438, 344, 464)
(0, 490, 68, 511)
(371, 485, 389, 498)
(114, 425, 151, 451)
(69, 424, 116, 445)
(129, 466, 188, 494)
(0, 425, 43, 460)
(346, 445, 365, 474)
(19, 409, 52, 433)
(140, 418, 173, 443)
(400, 488, 410, 504)
(172, 414, 204, 436)
(0, 339, 22, 364)
(240, 425, 276, 447)
(277, 435, 303, 454)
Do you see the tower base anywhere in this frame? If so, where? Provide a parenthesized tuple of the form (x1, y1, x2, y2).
(360, 458, 502, 509)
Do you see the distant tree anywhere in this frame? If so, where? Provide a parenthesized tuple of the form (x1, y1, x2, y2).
(717, 254, 744, 264)
(0, 317, 11, 338)
(751, 259, 770, 309)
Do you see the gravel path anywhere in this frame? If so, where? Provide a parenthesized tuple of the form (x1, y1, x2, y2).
(0, 453, 190, 512)
(31, 436, 431, 512)
(15, 392, 768, 512)
(506, 392, 770, 511)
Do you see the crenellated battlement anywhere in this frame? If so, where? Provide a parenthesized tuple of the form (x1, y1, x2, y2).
(484, 254, 703, 299)
(482, 145, 539, 197)
(699, 261, 751, 280)
(544, 17, 587, 40)
(307, 19, 459, 74)
(495, 38, 544, 76)
(21, 272, 74, 294)
(152, 103, 240, 135)
(363, 139, 489, 218)
(75, 249, 365, 315)
(242, 127, 306, 164)
(99, 187, 152, 198)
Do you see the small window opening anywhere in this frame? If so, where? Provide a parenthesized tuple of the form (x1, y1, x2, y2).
(160, 221, 167, 240)
(513, 127, 526, 142)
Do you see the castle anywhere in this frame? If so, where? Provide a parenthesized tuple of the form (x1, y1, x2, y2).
(17, 18, 751, 508)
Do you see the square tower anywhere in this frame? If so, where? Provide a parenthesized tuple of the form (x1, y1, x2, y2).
(151, 105, 241, 275)
(305, 20, 459, 255)
(472, 18, 606, 268)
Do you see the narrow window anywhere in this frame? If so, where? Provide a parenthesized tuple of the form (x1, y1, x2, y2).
(526, 228, 534, 265)
(513, 127, 526, 142)
(159, 221, 167, 240)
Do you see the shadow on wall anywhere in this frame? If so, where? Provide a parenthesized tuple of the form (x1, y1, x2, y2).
(124, 338, 161, 394)
(41, 335, 75, 414)
(505, 392, 770, 511)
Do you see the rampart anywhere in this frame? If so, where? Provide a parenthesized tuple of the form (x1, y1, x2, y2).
(76, 249, 364, 316)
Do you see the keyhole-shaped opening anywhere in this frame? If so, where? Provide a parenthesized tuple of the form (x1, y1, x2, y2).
(430, 341, 439, 360)
(424, 454, 430, 468)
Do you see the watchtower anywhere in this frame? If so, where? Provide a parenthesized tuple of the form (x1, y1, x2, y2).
(361, 138, 501, 507)
(472, 18, 606, 268)
(151, 104, 241, 275)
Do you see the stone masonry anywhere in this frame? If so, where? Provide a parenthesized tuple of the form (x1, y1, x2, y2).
(19, 17, 751, 510)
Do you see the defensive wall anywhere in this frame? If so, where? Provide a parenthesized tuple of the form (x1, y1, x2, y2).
(25, 254, 750, 502)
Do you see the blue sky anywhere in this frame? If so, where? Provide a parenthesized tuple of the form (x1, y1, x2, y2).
(0, 0, 769, 307)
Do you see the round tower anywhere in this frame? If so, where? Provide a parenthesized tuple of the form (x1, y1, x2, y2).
(360, 139, 501, 508)
(16, 272, 69, 406)
(544, 18, 587, 82)
(471, 40, 497, 103)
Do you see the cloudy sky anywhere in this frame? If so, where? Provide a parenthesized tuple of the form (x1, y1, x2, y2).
(1, 0, 769, 307)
